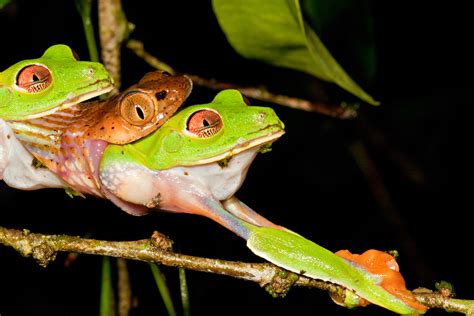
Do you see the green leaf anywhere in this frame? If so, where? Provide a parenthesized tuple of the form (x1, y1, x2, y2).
(0, 0, 10, 9)
(212, 0, 379, 105)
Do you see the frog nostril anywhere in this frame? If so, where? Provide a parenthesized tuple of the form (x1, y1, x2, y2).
(155, 90, 167, 100)
(257, 112, 265, 122)
(87, 68, 94, 76)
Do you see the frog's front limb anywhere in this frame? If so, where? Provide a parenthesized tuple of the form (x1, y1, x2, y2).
(0, 119, 66, 190)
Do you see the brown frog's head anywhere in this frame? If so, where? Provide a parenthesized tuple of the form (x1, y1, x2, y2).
(84, 70, 193, 144)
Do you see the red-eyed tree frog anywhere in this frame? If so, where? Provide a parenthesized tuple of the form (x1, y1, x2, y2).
(0, 44, 114, 120)
(98, 90, 427, 314)
(0, 44, 112, 189)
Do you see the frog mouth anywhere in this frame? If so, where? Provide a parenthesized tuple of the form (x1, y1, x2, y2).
(25, 80, 114, 119)
(61, 80, 115, 108)
(194, 127, 285, 166)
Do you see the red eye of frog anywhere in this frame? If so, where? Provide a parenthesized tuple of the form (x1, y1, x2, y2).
(120, 91, 156, 126)
(186, 110, 223, 138)
(16, 64, 52, 93)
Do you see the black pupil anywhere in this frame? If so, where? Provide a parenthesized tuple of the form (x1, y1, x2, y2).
(32, 74, 39, 82)
(203, 119, 209, 127)
(135, 105, 145, 120)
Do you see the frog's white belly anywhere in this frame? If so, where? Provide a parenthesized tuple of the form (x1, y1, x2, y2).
(0, 119, 65, 190)
(100, 147, 261, 211)
(166, 147, 259, 201)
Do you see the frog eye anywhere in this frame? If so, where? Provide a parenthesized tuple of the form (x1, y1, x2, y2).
(120, 91, 155, 126)
(186, 110, 223, 138)
(16, 64, 52, 93)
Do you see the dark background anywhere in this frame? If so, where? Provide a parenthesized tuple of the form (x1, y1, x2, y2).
(0, 1, 471, 315)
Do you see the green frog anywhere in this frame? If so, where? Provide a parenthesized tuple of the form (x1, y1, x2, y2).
(0, 44, 114, 120)
(1, 44, 113, 188)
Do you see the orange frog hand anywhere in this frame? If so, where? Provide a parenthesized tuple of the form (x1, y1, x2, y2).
(335, 249, 428, 312)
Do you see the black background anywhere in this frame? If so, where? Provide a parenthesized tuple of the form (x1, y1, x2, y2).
(0, 1, 471, 315)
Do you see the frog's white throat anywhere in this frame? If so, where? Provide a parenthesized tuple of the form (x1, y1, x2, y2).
(100, 146, 263, 215)
(165, 146, 261, 201)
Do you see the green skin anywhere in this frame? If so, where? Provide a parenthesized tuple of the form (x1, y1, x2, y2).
(0, 44, 114, 120)
(99, 90, 423, 314)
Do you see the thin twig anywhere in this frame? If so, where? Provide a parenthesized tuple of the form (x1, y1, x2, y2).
(187, 75, 358, 118)
(415, 293, 474, 315)
(1, 226, 472, 314)
(117, 258, 131, 316)
(126, 39, 175, 75)
(125, 39, 357, 119)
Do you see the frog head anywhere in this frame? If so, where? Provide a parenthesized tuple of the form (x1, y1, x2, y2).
(0, 44, 114, 120)
(81, 70, 193, 144)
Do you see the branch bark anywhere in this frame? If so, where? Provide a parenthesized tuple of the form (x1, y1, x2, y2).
(1, 226, 472, 314)
(98, 0, 133, 94)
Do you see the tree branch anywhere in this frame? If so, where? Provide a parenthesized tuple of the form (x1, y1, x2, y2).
(125, 39, 357, 119)
(1, 226, 472, 314)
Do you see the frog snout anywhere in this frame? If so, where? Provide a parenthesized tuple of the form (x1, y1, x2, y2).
(256, 108, 285, 130)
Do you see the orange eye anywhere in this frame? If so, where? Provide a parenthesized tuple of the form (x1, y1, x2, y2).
(186, 110, 223, 138)
(16, 64, 52, 93)
(120, 91, 155, 126)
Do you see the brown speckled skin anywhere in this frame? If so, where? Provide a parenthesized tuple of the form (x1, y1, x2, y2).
(71, 70, 193, 144)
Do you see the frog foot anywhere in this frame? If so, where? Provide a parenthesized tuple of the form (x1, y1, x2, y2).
(335, 249, 428, 312)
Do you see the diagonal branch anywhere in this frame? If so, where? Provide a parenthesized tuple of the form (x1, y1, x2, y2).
(0, 226, 472, 314)
(125, 39, 357, 119)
